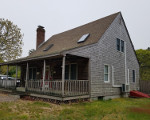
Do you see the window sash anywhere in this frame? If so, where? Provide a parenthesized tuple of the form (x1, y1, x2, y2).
(121, 40, 124, 52)
(117, 38, 120, 51)
(116, 38, 124, 52)
(104, 65, 109, 82)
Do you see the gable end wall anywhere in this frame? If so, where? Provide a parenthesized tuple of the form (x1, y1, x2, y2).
(66, 13, 139, 98)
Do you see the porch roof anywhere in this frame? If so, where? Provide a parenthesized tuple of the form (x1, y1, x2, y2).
(0, 53, 61, 65)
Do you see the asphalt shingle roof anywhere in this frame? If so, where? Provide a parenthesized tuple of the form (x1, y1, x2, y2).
(0, 12, 119, 65)
(29, 12, 119, 58)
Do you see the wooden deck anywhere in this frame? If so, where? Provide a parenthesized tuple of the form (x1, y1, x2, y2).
(0, 79, 90, 100)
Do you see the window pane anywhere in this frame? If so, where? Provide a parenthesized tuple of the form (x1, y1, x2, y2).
(65, 65, 69, 80)
(132, 70, 135, 82)
(104, 74, 108, 81)
(104, 65, 108, 74)
(121, 40, 124, 52)
(104, 65, 109, 82)
(71, 64, 77, 80)
(117, 38, 120, 51)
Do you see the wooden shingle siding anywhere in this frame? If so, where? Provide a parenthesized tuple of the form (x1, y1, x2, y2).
(66, 13, 139, 98)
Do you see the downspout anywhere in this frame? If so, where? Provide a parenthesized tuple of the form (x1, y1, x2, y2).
(125, 42, 127, 85)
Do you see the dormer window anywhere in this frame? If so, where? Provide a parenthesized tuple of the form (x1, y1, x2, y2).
(77, 33, 90, 43)
(43, 44, 54, 51)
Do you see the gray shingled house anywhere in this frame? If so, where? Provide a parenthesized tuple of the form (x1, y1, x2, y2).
(0, 12, 139, 100)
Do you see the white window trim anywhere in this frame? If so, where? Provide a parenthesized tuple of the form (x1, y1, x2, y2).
(104, 64, 110, 83)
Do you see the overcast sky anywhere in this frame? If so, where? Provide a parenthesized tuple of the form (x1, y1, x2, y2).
(0, 0, 150, 57)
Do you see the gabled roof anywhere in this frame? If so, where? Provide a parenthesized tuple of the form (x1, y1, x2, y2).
(0, 12, 120, 65)
(28, 12, 120, 58)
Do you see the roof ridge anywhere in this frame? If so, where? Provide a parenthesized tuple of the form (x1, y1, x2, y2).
(51, 12, 120, 37)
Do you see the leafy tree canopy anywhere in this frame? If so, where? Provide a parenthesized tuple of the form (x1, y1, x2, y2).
(136, 49, 150, 67)
(136, 48, 150, 80)
(0, 18, 23, 61)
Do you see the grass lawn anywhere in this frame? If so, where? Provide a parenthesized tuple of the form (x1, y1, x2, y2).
(0, 98, 150, 120)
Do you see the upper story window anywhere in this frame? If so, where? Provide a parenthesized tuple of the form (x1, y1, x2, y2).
(116, 38, 124, 52)
(104, 65, 109, 83)
(117, 38, 120, 51)
(121, 40, 124, 52)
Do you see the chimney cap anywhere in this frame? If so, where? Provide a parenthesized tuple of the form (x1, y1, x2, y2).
(38, 25, 44, 29)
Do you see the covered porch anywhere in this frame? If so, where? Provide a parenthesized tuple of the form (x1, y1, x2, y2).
(0, 54, 90, 99)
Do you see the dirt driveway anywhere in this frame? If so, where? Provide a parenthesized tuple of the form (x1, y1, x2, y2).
(0, 93, 20, 102)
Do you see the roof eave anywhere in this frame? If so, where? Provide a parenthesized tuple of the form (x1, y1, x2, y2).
(0, 53, 61, 66)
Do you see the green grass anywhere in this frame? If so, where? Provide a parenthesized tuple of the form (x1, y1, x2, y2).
(0, 98, 150, 120)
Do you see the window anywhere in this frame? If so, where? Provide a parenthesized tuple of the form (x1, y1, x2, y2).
(117, 38, 120, 51)
(65, 65, 69, 80)
(116, 38, 124, 52)
(78, 33, 90, 43)
(65, 64, 77, 80)
(43, 44, 54, 51)
(70, 64, 77, 80)
(121, 40, 124, 52)
(104, 65, 109, 82)
(29, 68, 37, 80)
(132, 70, 136, 83)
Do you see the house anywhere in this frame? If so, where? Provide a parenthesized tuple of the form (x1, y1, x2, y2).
(0, 12, 139, 101)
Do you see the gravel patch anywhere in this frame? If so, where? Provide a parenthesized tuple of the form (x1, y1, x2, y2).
(0, 93, 20, 102)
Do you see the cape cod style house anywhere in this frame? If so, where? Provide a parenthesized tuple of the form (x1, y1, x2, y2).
(0, 12, 139, 100)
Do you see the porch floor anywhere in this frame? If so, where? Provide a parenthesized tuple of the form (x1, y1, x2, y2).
(0, 87, 90, 101)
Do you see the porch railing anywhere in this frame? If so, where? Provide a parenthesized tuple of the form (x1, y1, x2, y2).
(0, 79, 16, 88)
(27, 80, 89, 96)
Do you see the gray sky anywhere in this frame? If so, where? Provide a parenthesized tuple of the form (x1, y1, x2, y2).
(0, 0, 150, 57)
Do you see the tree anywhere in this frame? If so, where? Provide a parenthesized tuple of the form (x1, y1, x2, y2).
(136, 49, 150, 67)
(147, 47, 150, 51)
(136, 49, 150, 80)
(0, 18, 23, 61)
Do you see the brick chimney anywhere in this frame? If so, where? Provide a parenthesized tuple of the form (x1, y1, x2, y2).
(36, 25, 45, 49)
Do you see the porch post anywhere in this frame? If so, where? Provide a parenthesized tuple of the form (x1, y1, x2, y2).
(42, 60, 46, 91)
(15, 65, 18, 87)
(25, 62, 29, 90)
(62, 55, 66, 97)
